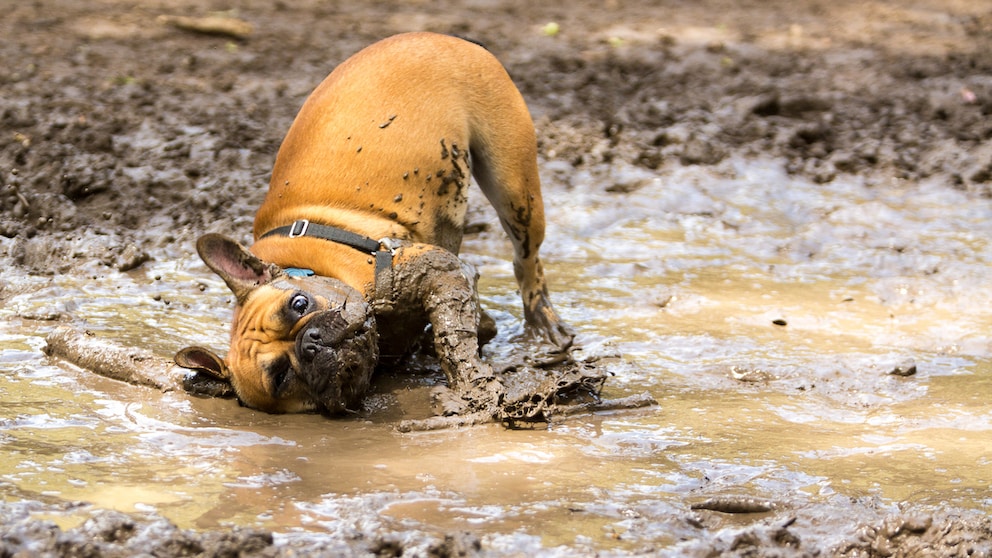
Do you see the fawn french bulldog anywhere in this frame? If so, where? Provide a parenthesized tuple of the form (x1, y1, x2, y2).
(175, 33, 572, 414)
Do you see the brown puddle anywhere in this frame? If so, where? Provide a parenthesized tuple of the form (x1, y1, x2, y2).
(2, 159, 990, 554)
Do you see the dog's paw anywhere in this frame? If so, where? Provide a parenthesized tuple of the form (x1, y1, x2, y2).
(430, 375, 505, 417)
(525, 299, 575, 350)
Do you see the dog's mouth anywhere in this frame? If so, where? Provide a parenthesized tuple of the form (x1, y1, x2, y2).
(294, 307, 378, 415)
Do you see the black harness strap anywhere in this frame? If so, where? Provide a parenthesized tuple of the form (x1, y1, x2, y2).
(260, 219, 394, 277)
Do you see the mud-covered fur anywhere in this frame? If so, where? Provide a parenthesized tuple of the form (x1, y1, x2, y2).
(175, 33, 572, 414)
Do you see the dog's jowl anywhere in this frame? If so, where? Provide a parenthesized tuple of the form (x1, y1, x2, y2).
(175, 32, 573, 415)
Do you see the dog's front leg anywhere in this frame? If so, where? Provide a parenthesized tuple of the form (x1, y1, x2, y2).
(384, 246, 504, 416)
(423, 256, 505, 416)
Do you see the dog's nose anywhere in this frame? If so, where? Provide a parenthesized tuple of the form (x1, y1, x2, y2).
(299, 327, 322, 361)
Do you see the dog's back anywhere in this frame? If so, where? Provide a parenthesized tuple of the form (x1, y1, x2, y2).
(255, 32, 540, 257)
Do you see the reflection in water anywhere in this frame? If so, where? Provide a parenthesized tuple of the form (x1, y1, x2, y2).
(1, 159, 990, 551)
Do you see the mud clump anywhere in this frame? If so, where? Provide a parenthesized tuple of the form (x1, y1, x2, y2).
(836, 512, 992, 558)
(7, 233, 150, 274)
(3, 501, 989, 557)
(0, 504, 273, 558)
(0, 501, 488, 558)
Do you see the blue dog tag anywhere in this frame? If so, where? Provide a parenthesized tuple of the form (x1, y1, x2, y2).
(285, 267, 315, 277)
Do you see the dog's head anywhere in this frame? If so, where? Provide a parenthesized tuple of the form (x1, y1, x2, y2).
(175, 234, 378, 414)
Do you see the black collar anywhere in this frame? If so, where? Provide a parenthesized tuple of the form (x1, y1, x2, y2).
(259, 219, 393, 277)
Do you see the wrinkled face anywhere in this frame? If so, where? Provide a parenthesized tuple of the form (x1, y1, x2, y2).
(227, 275, 378, 414)
(174, 233, 379, 415)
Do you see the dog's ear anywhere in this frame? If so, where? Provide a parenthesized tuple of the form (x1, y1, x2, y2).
(196, 233, 280, 303)
(174, 346, 237, 398)
(174, 346, 230, 380)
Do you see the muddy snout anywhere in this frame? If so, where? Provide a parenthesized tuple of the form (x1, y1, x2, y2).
(295, 307, 378, 415)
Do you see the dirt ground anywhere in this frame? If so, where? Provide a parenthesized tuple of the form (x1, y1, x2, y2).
(2, 0, 992, 555)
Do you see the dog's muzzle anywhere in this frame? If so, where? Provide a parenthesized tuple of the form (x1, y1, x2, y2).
(295, 305, 378, 415)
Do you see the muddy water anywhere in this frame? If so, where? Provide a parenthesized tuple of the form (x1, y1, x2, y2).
(1, 158, 990, 553)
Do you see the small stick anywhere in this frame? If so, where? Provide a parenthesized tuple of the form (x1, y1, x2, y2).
(690, 496, 778, 514)
(396, 392, 659, 432)
(396, 411, 494, 433)
(157, 15, 253, 39)
(550, 392, 658, 418)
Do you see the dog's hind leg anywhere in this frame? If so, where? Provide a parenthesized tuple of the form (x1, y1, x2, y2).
(470, 103, 574, 349)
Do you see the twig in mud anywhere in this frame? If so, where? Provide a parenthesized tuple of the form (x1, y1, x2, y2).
(396, 392, 659, 433)
(396, 411, 494, 433)
(501, 392, 659, 429)
(548, 391, 658, 418)
(44, 325, 185, 392)
(157, 15, 253, 39)
(690, 496, 778, 514)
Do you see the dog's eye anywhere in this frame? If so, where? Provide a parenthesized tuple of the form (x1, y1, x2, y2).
(289, 293, 309, 315)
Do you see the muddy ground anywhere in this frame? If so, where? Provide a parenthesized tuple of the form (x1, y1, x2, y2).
(2, 0, 991, 556)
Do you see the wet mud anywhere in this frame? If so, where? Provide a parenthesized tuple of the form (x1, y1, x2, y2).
(2, 0, 992, 556)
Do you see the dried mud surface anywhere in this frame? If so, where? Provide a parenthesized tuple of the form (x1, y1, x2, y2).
(2, 0, 992, 556)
